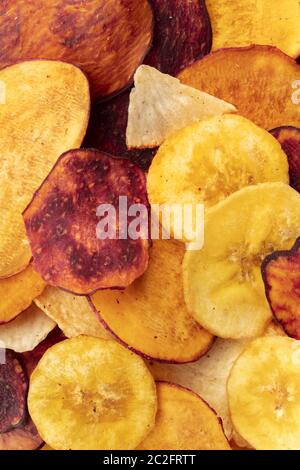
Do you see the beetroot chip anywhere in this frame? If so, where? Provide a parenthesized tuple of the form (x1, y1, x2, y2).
(270, 126, 300, 193)
(144, 0, 212, 76)
(23, 150, 150, 295)
(0, 350, 27, 433)
(0, 417, 42, 450)
(262, 237, 300, 340)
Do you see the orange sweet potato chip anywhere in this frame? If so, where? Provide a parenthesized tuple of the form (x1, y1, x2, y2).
(270, 126, 300, 193)
(0, 0, 153, 100)
(23, 149, 150, 295)
(262, 237, 300, 340)
(178, 46, 300, 131)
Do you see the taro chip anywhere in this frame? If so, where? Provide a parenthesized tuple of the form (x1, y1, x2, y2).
(270, 126, 300, 193)
(145, 0, 212, 76)
(23, 149, 150, 295)
(126, 65, 236, 148)
(262, 237, 300, 340)
(0, 350, 27, 433)
(0, 417, 42, 451)
(0, 304, 56, 353)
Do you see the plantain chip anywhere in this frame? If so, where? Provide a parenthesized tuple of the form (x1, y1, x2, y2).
(270, 126, 300, 193)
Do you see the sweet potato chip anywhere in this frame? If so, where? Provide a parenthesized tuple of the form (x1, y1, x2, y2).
(144, 0, 211, 75)
(0, 304, 56, 354)
(178, 46, 300, 131)
(0, 265, 46, 325)
(91, 240, 213, 363)
(262, 237, 300, 340)
(270, 126, 300, 193)
(0, 350, 27, 433)
(206, 0, 300, 58)
(127, 66, 236, 148)
(0, 418, 42, 451)
(0, 60, 90, 278)
(23, 149, 150, 295)
(138, 382, 230, 450)
(28, 337, 157, 450)
(0, 0, 153, 100)
(35, 287, 111, 340)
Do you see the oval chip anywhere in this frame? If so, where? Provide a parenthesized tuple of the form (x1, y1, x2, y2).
(24, 149, 150, 295)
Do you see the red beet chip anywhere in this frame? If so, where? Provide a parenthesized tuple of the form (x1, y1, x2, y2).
(0, 349, 27, 433)
(270, 126, 300, 193)
(23, 150, 150, 295)
(0, 417, 42, 450)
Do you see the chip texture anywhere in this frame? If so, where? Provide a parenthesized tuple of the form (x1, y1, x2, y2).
(184, 183, 300, 339)
(0, 304, 56, 353)
(0, 265, 46, 325)
(91, 240, 213, 363)
(28, 337, 157, 450)
(0, 418, 42, 451)
(127, 66, 236, 148)
(138, 382, 230, 450)
(147, 114, 288, 213)
(0, 60, 90, 278)
(0, 0, 153, 100)
(270, 126, 300, 193)
(35, 287, 111, 340)
(262, 238, 300, 340)
(228, 337, 300, 450)
(178, 46, 300, 131)
(0, 350, 27, 433)
(24, 149, 150, 295)
(206, 0, 300, 58)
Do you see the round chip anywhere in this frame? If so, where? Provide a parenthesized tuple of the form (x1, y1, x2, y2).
(228, 337, 300, 450)
(23, 149, 150, 295)
(0, 350, 28, 433)
(28, 337, 157, 450)
(138, 382, 230, 450)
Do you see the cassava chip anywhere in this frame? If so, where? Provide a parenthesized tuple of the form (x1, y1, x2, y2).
(147, 114, 288, 219)
(138, 382, 230, 450)
(23, 149, 150, 295)
(270, 126, 300, 193)
(228, 337, 300, 450)
(178, 45, 300, 131)
(0, 418, 42, 451)
(21, 327, 65, 378)
(183, 183, 300, 339)
(127, 65, 236, 148)
(91, 239, 213, 363)
(28, 337, 157, 450)
(262, 237, 300, 340)
(206, 0, 300, 58)
(144, 0, 212, 75)
(35, 286, 111, 340)
(0, 304, 56, 353)
(0, 0, 153, 100)
(0, 350, 27, 433)
(0, 265, 46, 325)
(149, 338, 249, 440)
(0, 60, 90, 278)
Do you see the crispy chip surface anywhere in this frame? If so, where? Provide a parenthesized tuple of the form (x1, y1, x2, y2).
(0, 265, 46, 325)
(178, 46, 300, 131)
(138, 382, 230, 450)
(0, 417, 42, 451)
(28, 337, 157, 450)
(270, 126, 300, 193)
(24, 149, 150, 295)
(35, 287, 111, 340)
(0, 60, 90, 278)
(91, 239, 213, 363)
(206, 0, 300, 58)
(127, 66, 236, 148)
(0, 304, 56, 353)
(0, 0, 153, 100)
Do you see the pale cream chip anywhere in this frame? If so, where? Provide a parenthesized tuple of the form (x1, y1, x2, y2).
(126, 65, 236, 148)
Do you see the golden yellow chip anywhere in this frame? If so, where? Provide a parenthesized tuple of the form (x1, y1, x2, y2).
(28, 337, 157, 450)
(0, 60, 90, 278)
